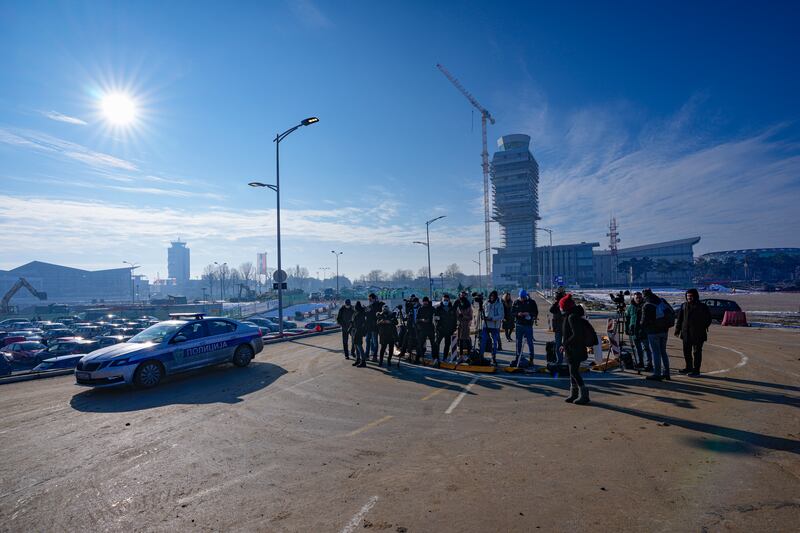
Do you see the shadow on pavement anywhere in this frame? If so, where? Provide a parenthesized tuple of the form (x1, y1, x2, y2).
(69, 361, 287, 413)
(591, 377, 800, 410)
(590, 401, 800, 454)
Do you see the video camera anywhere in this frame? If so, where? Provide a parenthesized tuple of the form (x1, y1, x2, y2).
(609, 290, 630, 314)
(471, 292, 484, 306)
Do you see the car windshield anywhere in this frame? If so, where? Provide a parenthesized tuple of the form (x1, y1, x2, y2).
(128, 322, 183, 344)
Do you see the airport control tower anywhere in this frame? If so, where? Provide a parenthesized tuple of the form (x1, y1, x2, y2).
(168, 240, 190, 284)
(490, 134, 540, 289)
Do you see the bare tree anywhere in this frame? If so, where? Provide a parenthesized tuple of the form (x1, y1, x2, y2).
(202, 264, 216, 299)
(366, 269, 386, 283)
(391, 269, 414, 284)
(217, 263, 231, 299)
(239, 262, 255, 285)
(445, 263, 462, 279)
(417, 266, 430, 278)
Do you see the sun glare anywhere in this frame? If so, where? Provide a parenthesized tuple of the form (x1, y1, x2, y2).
(100, 92, 137, 126)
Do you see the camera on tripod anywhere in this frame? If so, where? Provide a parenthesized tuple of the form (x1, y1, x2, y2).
(609, 290, 630, 314)
(471, 292, 484, 306)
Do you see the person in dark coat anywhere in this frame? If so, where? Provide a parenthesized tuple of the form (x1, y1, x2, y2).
(501, 292, 515, 342)
(675, 288, 712, 376)
(435, 294, 458, 361)
(377, 307, 398, 368)
(455, 292, 474, 355)
(511, 289, 538, 367)
(641, 289, 673, 381)
(336, 299, 355, 359)
(416, 297, 437, 364)
(365, 293, 383, 361)
(350, 301, 367, 367)
(624, 292, 652, 370)
(549, 287, 566, 364)
(399, 296, 419, 360)
(559, 294, 590, 405)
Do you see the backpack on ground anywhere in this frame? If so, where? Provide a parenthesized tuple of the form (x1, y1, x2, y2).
(546, 341, 557, 363)
(655, 299, 676, 329)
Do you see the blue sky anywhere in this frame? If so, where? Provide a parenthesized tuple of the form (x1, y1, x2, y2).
(1, 0, 799, 281)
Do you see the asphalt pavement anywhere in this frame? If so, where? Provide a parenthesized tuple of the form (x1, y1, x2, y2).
(1, 298, 799, 532)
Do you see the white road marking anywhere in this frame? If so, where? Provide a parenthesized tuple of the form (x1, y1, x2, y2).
(340, 495, 378, 533)
(445, 377, 478, 414)
(705, 343, 749, 375)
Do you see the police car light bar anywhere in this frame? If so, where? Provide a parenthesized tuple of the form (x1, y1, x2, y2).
(168, 313, 206, 320)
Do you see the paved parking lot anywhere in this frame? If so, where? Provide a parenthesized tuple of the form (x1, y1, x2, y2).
(1, 307, 799, 532)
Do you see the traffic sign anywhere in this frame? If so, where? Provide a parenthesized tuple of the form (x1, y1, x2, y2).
(273, 282, 287, 290)
(554, 275, 564, 285)
(273, 269, 288, 283)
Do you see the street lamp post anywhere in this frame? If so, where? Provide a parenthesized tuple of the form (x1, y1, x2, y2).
(122, 261, 140, 304)
(331, 250, 343, 301)
(537, 227, 554, 297)
(214, 261, 227, 301)
(412, 241, 430, 296)
(473, 259, 482, 294)
(424, 215, 446, 298)
(249, 116, 319, 336)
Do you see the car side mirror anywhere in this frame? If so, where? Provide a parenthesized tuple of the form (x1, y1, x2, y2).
(172, 334, 188, 344)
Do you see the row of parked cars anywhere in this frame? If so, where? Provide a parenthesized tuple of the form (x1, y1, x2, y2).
(242, 316, 338, 340)
(0, 315, 161, 372)
(0, 313, 341, 379)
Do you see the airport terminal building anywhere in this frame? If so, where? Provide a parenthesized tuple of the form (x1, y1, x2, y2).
(0, 261, 131, 304)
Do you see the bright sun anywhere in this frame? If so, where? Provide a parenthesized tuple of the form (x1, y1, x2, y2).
(100, 92, 137, 125)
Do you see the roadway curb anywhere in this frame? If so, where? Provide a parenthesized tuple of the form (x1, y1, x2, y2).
(0, 369, 74, 385)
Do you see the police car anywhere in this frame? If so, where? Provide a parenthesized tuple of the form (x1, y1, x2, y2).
(74, 313, 264, 388)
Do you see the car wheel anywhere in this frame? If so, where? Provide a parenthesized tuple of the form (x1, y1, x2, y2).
(232, 345, 254, 367)
(134, 361, 163, 388)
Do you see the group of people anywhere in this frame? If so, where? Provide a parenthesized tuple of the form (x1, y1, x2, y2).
(335, 290, 540, 369)
(623, 287, 712, 379)
(334, 286, 713, 406)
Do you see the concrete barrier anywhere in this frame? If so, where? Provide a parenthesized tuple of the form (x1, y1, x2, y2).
(722, 310, 748, 327)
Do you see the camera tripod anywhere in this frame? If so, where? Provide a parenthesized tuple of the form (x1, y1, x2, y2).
(602, 309, 639, 374)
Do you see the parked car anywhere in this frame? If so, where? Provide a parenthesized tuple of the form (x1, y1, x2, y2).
(33, 354, 86, 371)
(42, 328, 76, 344)
(74, 315, 264, 389)
(281, 328, 309, 337)
(96, 335, 127, 348)
(75, 325, 103, 338)
(0, 341, 47, 362)
(304, 321, 338, 331)
(39, 339, 100, 358)
(3, 335, 28, 346)
(0, 318, 32, 331)
(702, 298, 743, 322)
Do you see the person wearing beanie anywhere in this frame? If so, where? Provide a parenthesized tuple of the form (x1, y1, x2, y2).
(511, 289, 538, 367)
(350, 301, 367, 367)
(675, 288, 712, 376)
(559, 294, 591, 404)
(336, 299, 355, 359)
(549, 287, 567, 364)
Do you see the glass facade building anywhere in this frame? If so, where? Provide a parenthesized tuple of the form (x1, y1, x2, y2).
(593, 237, 700, 287)
(537, 242, 600, 287)
(490, 134, 540, 289)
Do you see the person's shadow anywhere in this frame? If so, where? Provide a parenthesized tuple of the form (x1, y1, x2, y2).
(70, 361, 286, 413)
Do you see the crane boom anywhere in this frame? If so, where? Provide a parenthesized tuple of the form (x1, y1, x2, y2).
(436, 64, 495, 124)
(1, 277, 47, 314)
(436, 63, 494, 281)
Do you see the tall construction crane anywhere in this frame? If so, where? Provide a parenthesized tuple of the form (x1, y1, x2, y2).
(436, 63, 495, 281)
